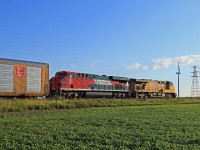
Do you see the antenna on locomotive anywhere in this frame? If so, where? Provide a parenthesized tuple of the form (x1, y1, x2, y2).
(176, 60, 181, 98)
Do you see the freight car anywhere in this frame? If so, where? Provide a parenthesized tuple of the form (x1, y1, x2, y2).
(0, 58, 49, 97)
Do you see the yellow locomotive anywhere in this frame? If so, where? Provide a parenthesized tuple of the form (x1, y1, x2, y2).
(130, 79, 176, 98)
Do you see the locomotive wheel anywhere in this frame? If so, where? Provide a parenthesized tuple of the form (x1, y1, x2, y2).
(112, 93, 117, 98)
(144, 95, 149, 99)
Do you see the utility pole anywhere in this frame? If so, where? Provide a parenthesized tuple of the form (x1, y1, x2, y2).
(190, 66, 200, 97)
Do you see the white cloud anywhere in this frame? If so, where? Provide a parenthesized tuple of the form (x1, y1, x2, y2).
(127, 54, 200, 71)
(152, 65, 161, 70)
(175, 55, 197, 65)
(127, 63, 148, 70)
(90, 60, 100, 67)
(90, 62, 96, 66)
(70, 64, 75, 68)
(152, 58, 173, 70)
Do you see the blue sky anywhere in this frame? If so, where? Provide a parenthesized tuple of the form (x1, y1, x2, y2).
(1, 0, 200, 97)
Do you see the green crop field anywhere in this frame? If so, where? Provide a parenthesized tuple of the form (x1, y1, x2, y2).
(1, 103, 200, 149)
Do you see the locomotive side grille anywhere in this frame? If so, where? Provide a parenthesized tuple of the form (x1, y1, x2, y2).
(0, 64, 14, 92)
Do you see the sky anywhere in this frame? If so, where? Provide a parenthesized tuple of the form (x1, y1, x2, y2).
(1, 0, 200, 97)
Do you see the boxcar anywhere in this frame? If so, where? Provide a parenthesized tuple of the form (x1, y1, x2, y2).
(0, 58, 49, 97)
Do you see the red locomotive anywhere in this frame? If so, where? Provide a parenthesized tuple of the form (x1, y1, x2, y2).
(50, 71, 130, 98)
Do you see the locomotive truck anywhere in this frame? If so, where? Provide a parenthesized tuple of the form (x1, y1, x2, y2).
(0, 58, 176, 98)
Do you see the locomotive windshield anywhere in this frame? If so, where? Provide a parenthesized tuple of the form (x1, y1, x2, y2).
(55, 72, 68, 77)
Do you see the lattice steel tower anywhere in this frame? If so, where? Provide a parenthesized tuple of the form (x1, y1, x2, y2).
(190, 66, 200, 97)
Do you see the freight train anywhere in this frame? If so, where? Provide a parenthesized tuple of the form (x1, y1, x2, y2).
(0, 58, 176, 98)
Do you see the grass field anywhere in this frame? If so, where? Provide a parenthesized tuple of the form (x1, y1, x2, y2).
(1, 103, 200, 149)
(1, 98, 200, 112)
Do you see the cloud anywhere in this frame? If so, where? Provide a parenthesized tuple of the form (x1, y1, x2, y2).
(127, 54, 200, 71)
(175, 55, 198, 65)
(152, 65, 161, 70)
(70, 64, 75, 68)
(127, 63, 148, 70)
(152, 58, 173, 70)
(90, 62, 96, 66)
(90, 60, 100, 67)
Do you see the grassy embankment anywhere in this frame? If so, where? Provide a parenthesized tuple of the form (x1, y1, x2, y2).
(0, 98, 200, 112)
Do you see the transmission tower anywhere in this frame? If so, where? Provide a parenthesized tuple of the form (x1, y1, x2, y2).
(190, 66, 200, 97)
